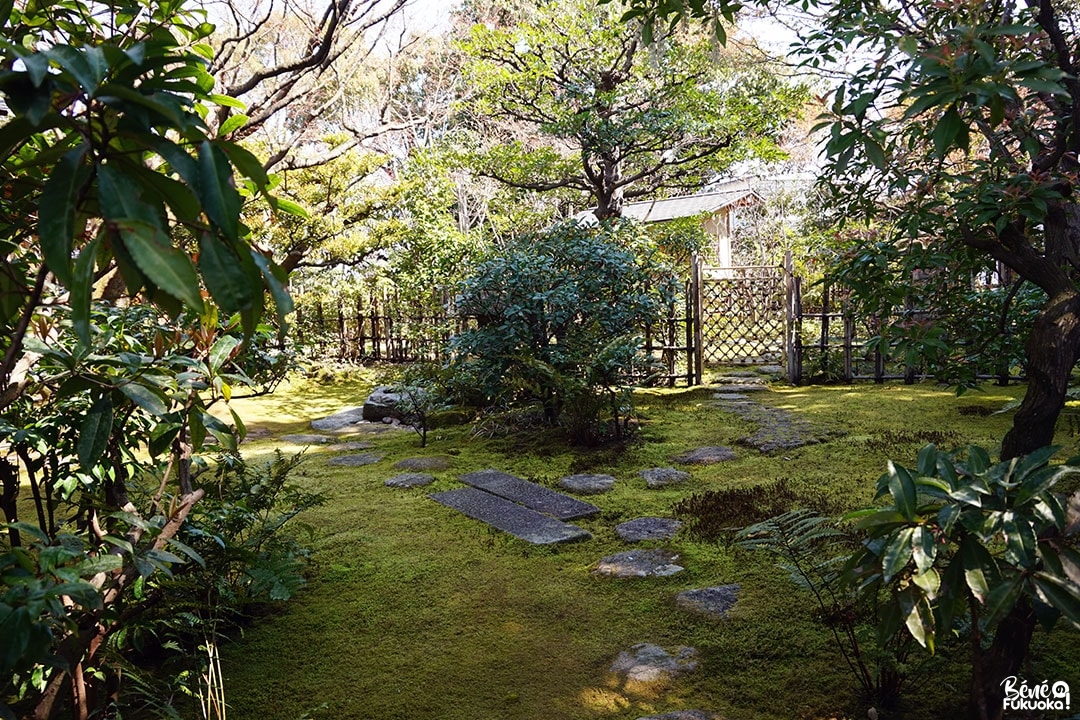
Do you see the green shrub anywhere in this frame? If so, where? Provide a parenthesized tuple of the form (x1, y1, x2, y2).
(448, 219, 674, 442)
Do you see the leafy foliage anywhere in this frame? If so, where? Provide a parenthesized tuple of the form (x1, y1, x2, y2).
(0, 1, 306, 716)
(737, 510, 918, 707)
(449, 219, 673, 441)
(459, 0, 806, 218)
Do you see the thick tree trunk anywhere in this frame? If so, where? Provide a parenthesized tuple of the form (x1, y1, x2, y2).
(1000, 289, 1080, 459)
(969, 599, 1037, 720)
(970, 289, 1080, 720)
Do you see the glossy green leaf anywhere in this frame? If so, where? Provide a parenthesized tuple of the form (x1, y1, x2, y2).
(208, 334, 240, 373)
(1032, 571, 1080, 627)
(960, 539, 994, 603)
(38, 144, 89, 285)
(77, 394, 113, 469)
(118, 382, 169, 416)
(911, 526, 937, 573)
(197, 140, 241, 241)
(198, 234, 253, 313)
(70, 231, 101, 349)
(218, 113, 248, 136)
(117, 219, 203, 309)
(917, 444, 938, 477)
(882, 527, 914, 582)
(899, 586, 935, 652)
(887, 461, 917, 520)
(984, 573, 1023, 625)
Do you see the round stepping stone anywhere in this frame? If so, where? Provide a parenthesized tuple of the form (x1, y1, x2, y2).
(328, 441, 375, 452)
(280, 433, 332, 445)
(637, 712, 715, 720)
(594, 549, 683, 577)
(385, 472, 435, 488)
(393, 456, 452, 471)
(327, 453, 384, 467)
(675, 585, 740, 618)
(311, 407, 366, 433)
(639, 467, 690, 488)
(616, 517, 682, 542)
(558, 473, 616, 495)
(610, 643, 698, 683)
(672, 446, 736, 465)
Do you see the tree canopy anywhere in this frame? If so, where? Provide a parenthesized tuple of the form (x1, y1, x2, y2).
(458, 0, 807, 218)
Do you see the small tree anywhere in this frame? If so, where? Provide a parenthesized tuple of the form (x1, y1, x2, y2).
(449, 218, 673, 440)
(845, 445, 1080, 720)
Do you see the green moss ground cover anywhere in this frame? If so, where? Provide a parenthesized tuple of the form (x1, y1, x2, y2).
(217, 375, 1080, 720)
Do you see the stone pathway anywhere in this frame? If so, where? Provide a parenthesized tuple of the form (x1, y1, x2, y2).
(594, 549, 683, 577)
(675, 585, 740, 618)
(460, 469, 599, 520)
(671, 446, 736, 465)
(327, 452, 384, 466)
(430, 487, 591, 544)
(610, 643, 698, 684)
(558, 473, 616, 495)
(711, 378, 825, 453)
(616, 517, 682, 542)
(385, 472, 435, 489)
(639, 467, 690, 488)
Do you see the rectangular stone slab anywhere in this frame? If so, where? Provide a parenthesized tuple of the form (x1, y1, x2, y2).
(431, 488, 592, 544)
(459, 469, 600, 520)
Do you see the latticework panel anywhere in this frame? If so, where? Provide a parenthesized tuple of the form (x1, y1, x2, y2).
(699, 269, 786, 363)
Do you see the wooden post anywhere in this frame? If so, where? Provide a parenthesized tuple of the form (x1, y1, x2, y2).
(691, 254, 704, 385)
(874, 316, 885, 384)
(783, 251, 796, 384)
(843, 306, 854, 383)
(790, 274, 803, 385)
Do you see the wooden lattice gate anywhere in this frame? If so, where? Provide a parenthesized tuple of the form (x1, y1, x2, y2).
(689, 254, 800, 382)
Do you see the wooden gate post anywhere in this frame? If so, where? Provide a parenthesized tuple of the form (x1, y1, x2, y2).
(783, 251, 800, 384)
(691, 254, 704, 385)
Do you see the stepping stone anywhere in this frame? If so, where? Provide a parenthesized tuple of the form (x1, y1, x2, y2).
(639, 467, 690, 488)
(714, 383, 770, 392)
(385, 472, 435, 488)
(311, 407, 366, 433)
(637, 712, 715, 720)
(459, 469, 600, 520)
(328, 440, 376, 452)
(610, 643, 698, 683)
(672, 446, 736, 465)
(594, 548, 683, 577)
(757, 364, 785, 375)
(558, 473, 616, 495)
(328, 452, 384, 466)
(675, 585, 740, 618)
(616, 517, 682, 542)
(430, 488, 591, 544)
(712, 392, 749, 401)
(280, 433, 333, 445)
(394, 456, 452, 471)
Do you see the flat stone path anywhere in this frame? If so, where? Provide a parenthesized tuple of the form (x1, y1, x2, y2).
(594, 549, 683, 577)
(431, 487, 591, 544)
(616, 517, 682, 542)
(460, 469, 600, 520)
(712, 387, 825, 453)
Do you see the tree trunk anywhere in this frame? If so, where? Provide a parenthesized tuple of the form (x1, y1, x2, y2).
(970, 289, 1080, 720)
(969, 598, 1037, 720)
(1000, 289, 1080, 459)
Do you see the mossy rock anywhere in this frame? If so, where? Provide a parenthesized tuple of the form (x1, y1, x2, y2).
(427, 406, 475, 428)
